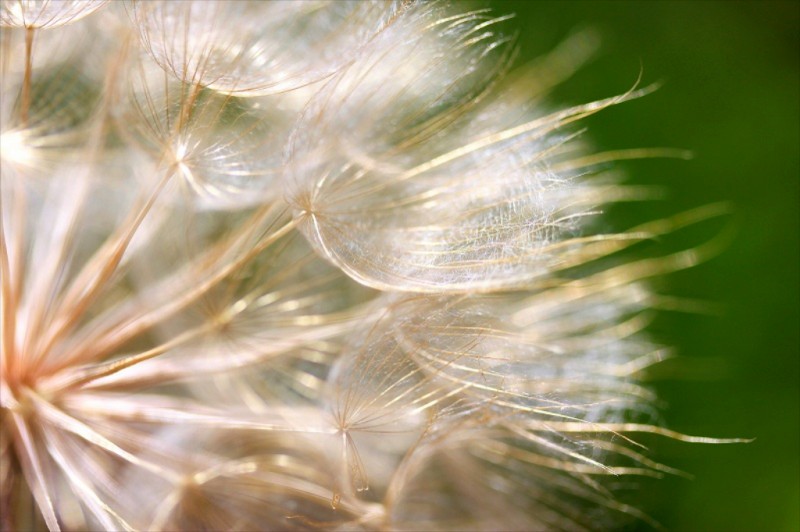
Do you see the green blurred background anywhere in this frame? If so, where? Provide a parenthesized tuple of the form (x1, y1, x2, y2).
(491, 1, 799, 530)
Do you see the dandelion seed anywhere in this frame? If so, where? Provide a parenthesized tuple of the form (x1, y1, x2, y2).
(128, 0, 404, 96)
(0, 1, 109, 30)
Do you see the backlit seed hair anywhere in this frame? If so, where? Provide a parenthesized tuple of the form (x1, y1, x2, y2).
(0, 1, 744, 530)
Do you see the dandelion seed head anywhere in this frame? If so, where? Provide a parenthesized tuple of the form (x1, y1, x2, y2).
(0, 1, 737, 530)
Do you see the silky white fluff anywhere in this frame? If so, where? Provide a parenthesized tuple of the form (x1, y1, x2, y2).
(0, 1, 740, 531)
